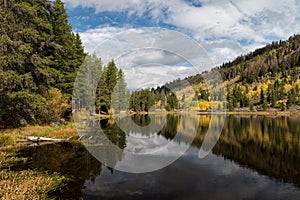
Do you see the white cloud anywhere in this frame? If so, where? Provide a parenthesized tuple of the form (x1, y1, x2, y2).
(165, 0, 299, 46)
(70, 0, 300, 88)
(65, 0, 300, 43)
(63, 0, 171, 16)
(202, 40, 248, 65)
(72, 0, 300, 57)
(78, 27, 214, 90)
(79, 27, 129, 53)
(122, 64, 197, 90)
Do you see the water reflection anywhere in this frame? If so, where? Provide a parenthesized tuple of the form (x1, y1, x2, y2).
(83, 153, 300, 200)
(12, 115, 300, 199)
(13, 142, 102, 199)
(79, 114, 198, 173)
(213, 115, 300, 188)
(131, 114, 151, 127)
(82, 114, 300, 199)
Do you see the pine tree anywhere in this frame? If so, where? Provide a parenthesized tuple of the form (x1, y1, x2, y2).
(50, 0, 85, 94)
(260, 88, 265, 105)
(111, 69, 129, 113)
(105, 60, 118, 92)
(287, 88, 296, 109)
(96, 60, 116, 113)
(73, 54, 102, 113)
(0, 0, 85, 127)
(181, 94, 185, 102)
(166, 93, 179, 111)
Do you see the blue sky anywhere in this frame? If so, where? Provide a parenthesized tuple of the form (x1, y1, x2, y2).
(63, 0, 300, 89)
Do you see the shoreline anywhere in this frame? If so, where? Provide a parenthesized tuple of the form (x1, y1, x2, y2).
(196, 110, 300, 116)
(94, 110, 300, 117)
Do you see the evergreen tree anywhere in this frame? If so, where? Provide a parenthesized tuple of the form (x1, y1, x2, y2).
(50, 0, 85, 94)
(166, 93, 179, 111)
(0, 0, 85, 127)
(111, 69, 129, 113)
(97, 60, 118, 113)
(287, 88, 296, 109)
(249, 103, 254, 111)
(73, 54, 102, 113)
(129, 89, 155, 112)
(160, 88, 166, 109)
(260, 88, 265, 105)
(279, 81, 285, 100)
(181, 94, 185, 102)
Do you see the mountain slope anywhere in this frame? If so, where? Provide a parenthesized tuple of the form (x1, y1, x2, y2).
(138, 34, 300, 112)
(188, 34, 300, 111)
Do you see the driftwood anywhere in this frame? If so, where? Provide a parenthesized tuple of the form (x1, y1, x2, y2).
(26, 136, 67, 142)
(17, 136, 72, 145)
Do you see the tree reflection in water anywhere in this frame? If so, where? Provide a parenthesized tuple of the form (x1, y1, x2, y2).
(11, 115, 300, 199)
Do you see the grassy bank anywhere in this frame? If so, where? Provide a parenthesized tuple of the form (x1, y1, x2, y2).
(1, 112, 299, 199)
(0, 124, 78, 199)
(0, 124, 77, 147)
(0, 146, 68, 200)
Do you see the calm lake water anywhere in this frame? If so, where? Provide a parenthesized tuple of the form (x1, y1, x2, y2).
(21, 115, 300, 199)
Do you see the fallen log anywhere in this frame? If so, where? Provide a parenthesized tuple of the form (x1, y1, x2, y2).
(16, 139, 33, 145)
(16, 136, 73, 145)
(26, 136, 66, 142)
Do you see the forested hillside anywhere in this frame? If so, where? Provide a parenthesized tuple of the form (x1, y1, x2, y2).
(131, 34, 300, 112)
(216, 34, 300, 111)
(1, 0, 299, 128)
(0, 0, 85, 127)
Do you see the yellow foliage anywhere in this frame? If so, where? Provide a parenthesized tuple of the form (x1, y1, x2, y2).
(198, 101, 211, 110)
(278, 99, 287, 103)
(108, 117, 115, 125)
(295, 79, 300, 86)
(43, 88, 69, 123)
(260, 82, 268, 91)
(248, 88, 259, 99)
(284, 84, 292, 92)
(108, 109, 114, 115)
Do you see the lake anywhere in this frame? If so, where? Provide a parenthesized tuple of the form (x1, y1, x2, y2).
(22, 114, 300, 199)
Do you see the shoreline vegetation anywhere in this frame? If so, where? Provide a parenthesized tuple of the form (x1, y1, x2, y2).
(0, 112, 299, 198)
(1, 111, 300, 199)
(94, 109, 300, 117)
(0, 124, 78, 199)
(2, 109, 300, 147)
(0, 0, 299, 198)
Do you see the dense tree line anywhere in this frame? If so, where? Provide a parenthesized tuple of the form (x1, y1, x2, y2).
(153, 34, 300, 111)
(129, 86, 180, 112)
(218, 35, 300, 83)
(220, 35, 300, 111)
(95, 59, 128, 114)
(1, 0, 299, 129)
(0, 0, 129, 127)
(0, 0, 85, 127)
(95, 34, 300, 113)
(73, 55, 129, 115)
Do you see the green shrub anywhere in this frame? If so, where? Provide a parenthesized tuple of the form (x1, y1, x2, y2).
(249, 103, 254, 111)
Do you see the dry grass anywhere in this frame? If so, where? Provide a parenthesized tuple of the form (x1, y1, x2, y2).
(0, 125, 78, 199)
(0, 124, 78, 147)
(0, 148, 67, 200)
(0, 169, 63, 200)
